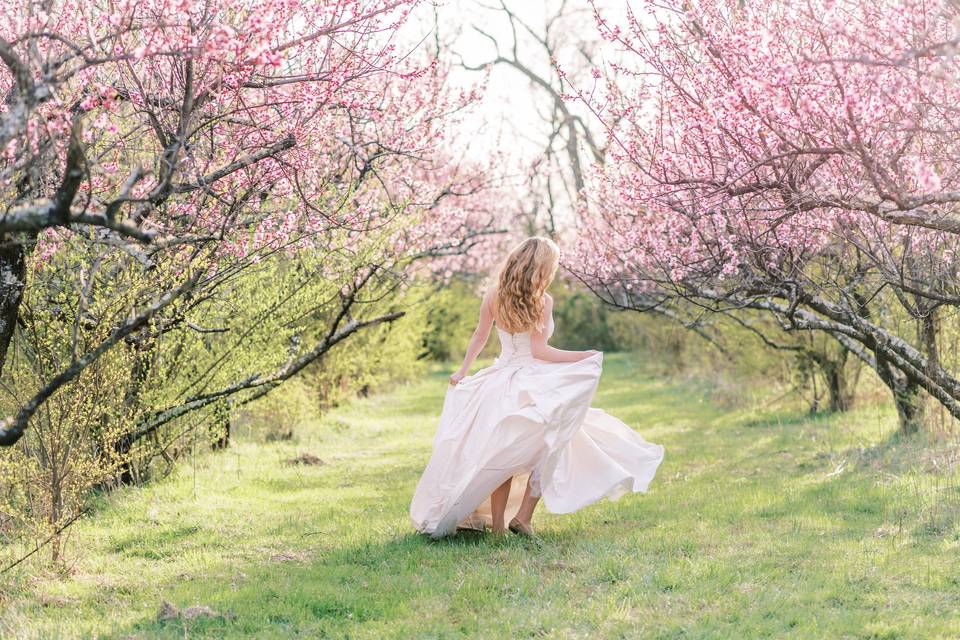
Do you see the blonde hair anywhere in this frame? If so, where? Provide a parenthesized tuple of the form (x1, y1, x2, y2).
(494, 237, 560, 333)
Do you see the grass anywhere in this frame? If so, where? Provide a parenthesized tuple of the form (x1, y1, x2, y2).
(3, 354, 960, 638)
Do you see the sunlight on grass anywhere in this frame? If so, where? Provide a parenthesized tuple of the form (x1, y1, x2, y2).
(3, 354, 960, 638)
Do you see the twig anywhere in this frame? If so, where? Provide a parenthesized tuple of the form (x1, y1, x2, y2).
(1, 509, 89, 574)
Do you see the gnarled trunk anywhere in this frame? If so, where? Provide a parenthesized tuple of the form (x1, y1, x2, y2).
(873, 351, 925, 436)
(823, 359, 853, 413)
(0, 243, 26, 377)
(891, 379, 925, 436)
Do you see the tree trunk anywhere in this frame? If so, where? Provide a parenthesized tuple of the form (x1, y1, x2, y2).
(805, 345, 851, 413)
(891, 378, 924, 436)
(851, 291, 925, 434)
(823, 361, 852, 413)
(211, 399, 231, 450)
(0, 243, 26, 377)
(920, 307, 939, 373)
(111, 346, 153, 485)
(112, 432, 136, 485)
(874, 353, 925, 435)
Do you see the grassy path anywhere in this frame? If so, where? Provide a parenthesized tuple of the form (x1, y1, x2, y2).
(3, 354, 960, 638)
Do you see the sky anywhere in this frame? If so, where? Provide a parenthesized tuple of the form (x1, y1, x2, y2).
(399, 0, 626, 226)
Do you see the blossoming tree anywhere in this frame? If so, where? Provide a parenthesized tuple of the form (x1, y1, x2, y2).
(0, 0, 506, 449)
(573, 0, 960, 432)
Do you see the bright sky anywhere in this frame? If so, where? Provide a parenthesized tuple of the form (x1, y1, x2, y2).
(400, 0, 625, 226)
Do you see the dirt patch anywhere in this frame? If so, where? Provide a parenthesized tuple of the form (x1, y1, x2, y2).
(37, 593, 77, 608)
(269, 549, 313, 563)
(284, 452, 325, 466)
(157, 600, 225, 622)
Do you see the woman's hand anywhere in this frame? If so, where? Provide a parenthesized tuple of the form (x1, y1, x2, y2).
(449, 371, 467, 386)
(582, 349, 601, 360)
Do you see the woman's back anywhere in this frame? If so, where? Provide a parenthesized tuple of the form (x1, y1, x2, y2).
(493, 311, 554, 366)
(410, 236, 664, 538)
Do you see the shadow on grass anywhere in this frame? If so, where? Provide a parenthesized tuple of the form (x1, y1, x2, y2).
(739, 409, 828, 430)
(110, 522, 573, 637)
(847, 428, 960, 474)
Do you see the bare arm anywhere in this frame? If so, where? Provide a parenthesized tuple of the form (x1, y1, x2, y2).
(449, 289, 496, 385)
(530, 295, 599, 363)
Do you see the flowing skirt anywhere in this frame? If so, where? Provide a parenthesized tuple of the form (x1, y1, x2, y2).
(409, 353, 665, 537)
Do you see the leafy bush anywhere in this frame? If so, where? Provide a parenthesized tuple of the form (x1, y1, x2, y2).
(308, 306, 428, 408)
(548, 285, 622, 351)
(0, 236, 439, 567)
(235, 377, 318, 443)
(418, 279, 483, 362)
(420, 278, 654, 359)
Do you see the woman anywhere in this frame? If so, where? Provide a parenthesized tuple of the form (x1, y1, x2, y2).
(409, 237, 664, 537)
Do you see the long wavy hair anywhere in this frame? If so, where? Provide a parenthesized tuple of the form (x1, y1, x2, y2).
(494, 237, 560, 333)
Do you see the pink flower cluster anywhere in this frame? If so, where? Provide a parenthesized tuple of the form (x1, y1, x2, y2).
(2, 0, 508, 273)
(569, 0, 960, 290)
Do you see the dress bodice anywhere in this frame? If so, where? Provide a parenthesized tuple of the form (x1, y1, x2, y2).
(494, 314, 554, 366)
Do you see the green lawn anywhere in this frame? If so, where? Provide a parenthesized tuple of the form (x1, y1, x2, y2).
(3, 354, 960, 639)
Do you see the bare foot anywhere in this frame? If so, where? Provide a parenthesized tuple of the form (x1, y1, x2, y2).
(508, 517, 534, 536)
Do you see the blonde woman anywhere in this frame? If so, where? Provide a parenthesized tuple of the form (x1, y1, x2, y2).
(410, 237, 664, 537)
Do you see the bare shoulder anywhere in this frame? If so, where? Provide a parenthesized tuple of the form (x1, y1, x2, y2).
(481, 287, 498, 313)
(544, 292, 554, 308)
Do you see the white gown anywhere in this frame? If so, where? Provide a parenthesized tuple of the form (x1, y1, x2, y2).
(409, 316, 665, 537)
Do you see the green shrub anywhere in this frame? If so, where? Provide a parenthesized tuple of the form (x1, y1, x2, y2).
(548, 285, 623, 351)
(308, 306, 427, 409)
(418, 279, 483, 362)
